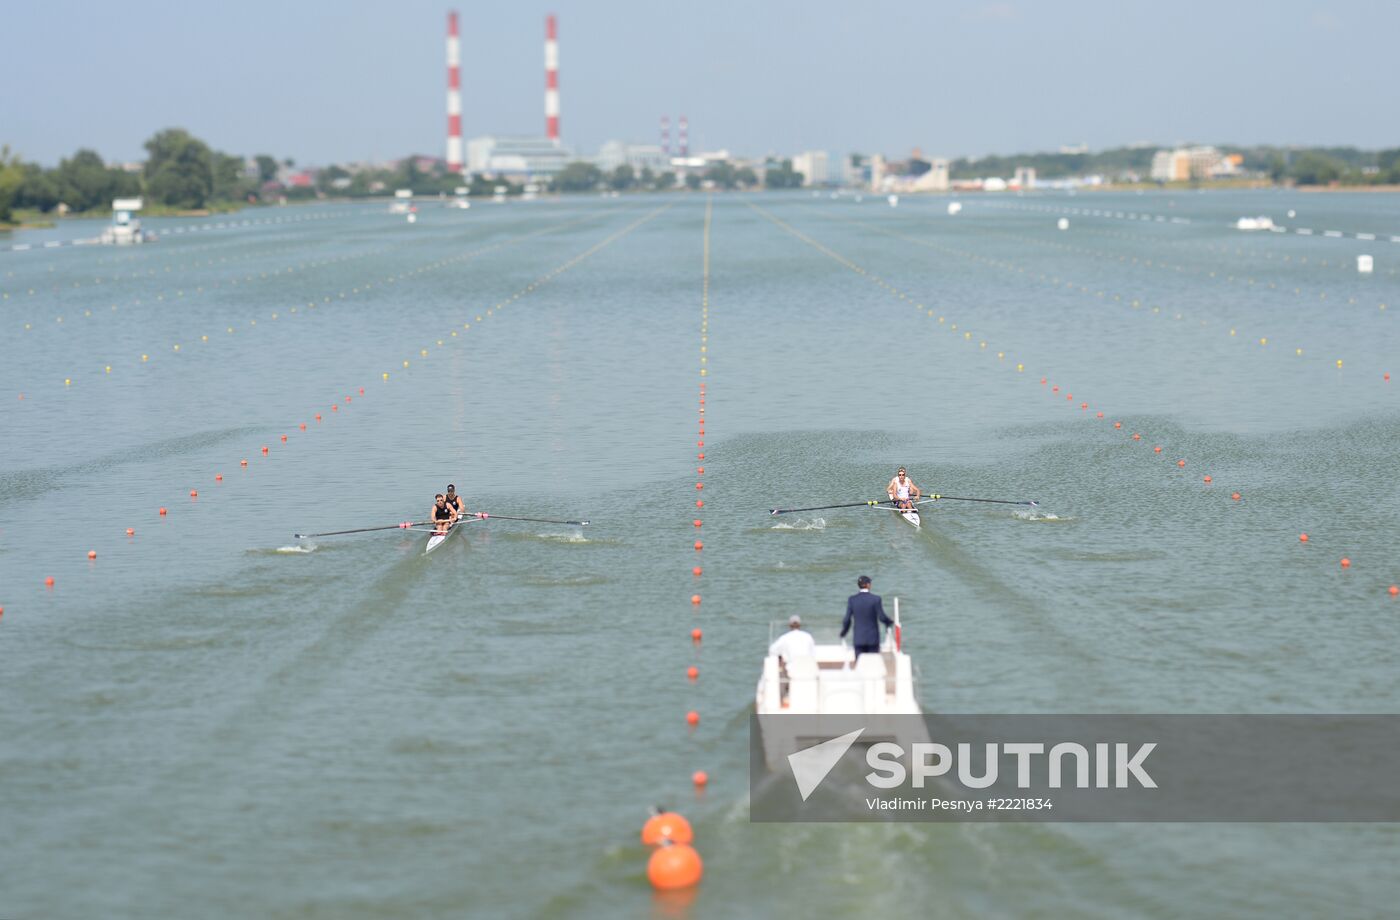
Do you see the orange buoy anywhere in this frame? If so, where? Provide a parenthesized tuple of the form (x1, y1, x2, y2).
(691, 595, 701, 605)
(1340, 558, 1351, 568)
(1232, 492, 1241, 501)
(694, 541, 703, 550)
(1299, 533, 1309, 543)
(693, 520, 702, 528)
(190, 489, 199, 497)
(331, 405, 338, 412)
(1177, 459, 1186, 468)
(359, 387, 365, 395)
(1203, 476, 1212, 483)
(45, 576, 55, 587)
(691, 628, 703, 641)
(1132, 433, 1142, 441)
(686, 711, 700, 726)
(1114, 422, 1122, 429)
(215, 474, 223, 482)
(1096, 411, 1103, 418)
(1390, 585, 1399, 596)
(87, 550, 97, 560)
(280, 434, 287, 442)
(648, 843, 703, 890)
(261, 446, 269, 454)
(1154, 446, 1163, 454)
(695, 500, 704, 508)
(240, 459, 249, 467)
(695, 483, 703, 490)
(641, 811, 693, 846)
(692, 567, 702, 576)
(126, 528, 134, 536)
(696, 467, 705, 474)
(687, 666, 699, 680)
(692, 770, 708, 788)
(158, 507, 167, 516)
(315, 413, 322, 421)
(697, 453, 705, 460)
(299, 423, 307, 431)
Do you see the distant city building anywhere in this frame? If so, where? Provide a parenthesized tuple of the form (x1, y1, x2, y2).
(913, 158, 949, 191)
(791, 151, 830, 186)
(844, 153, 869, 187)
(1013, 166, 1036, 189)
(1150, 145, 1226, 182)
(467, 135, 574, 178)
(595, 140, 670, 175)
(1059, 143, 1090, 155)
(870, 153, 887, 191)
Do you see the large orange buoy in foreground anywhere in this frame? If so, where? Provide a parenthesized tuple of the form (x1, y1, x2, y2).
(641, 811, 693, 846)
(647, 842, 703, 890)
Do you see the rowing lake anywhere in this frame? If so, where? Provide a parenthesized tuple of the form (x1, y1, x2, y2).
(3, 191, 1398, 918)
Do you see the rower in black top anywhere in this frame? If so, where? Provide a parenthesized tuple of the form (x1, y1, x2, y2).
(431, 493, 457, 534)
(445, 484, 467, 519)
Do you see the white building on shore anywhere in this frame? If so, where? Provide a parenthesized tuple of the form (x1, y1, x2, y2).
(791, 150, 830, 186)
(467, 136, 574, 179)
(594, 141, 670, 175)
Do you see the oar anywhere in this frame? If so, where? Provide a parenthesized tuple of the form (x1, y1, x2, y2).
(294, 520, 435, 538)
(470, 512, 590, 526)
(770, 500, 894, 515)
(917, 494, 1039, 507)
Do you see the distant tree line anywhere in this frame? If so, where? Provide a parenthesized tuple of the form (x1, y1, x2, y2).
(946, 145, 1400, 186)
(550, 160, 802, 194)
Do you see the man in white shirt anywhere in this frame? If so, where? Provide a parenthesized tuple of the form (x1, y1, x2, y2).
(769, 615, 817, 706)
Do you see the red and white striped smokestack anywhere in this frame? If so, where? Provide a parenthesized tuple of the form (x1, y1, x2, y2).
(660, 115, 670, 157)
(446, 11, 462, 172)
(545, 14, 560, 146)
(679, 115, 689, 158)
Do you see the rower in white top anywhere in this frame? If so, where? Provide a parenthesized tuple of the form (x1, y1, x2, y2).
(886, 467, 923, 529)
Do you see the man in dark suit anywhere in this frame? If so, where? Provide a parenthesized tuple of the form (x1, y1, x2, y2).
(841, 575, 892, 664)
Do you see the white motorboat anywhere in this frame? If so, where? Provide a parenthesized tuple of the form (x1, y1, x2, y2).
(755, 599, 924, 771)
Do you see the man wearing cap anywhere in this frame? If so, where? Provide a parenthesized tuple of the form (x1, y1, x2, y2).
(841, 575, 892, 664)
(769, 615, 817, 706)
(769, 614, 817, 663)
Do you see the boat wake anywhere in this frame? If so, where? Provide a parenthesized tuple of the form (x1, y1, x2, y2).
(770, 517, 826, 531)
(275, 544, 316, 553)
(1013, 508, 1065, 522)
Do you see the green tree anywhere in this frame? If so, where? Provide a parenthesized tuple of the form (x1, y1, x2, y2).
(254, 155, 279, 184)
(684, 173, 701, 190)
(735, 166, 758, 188)
(639, 166, 655, 188)
(609, 164, 635, 190)
(15, 163, 60, 211)
(212, 152, 249, 202)
(1267, 154, 1287, 183)
(703, 161, 737, 189)
(317, 164, 351, 194)
(654, 171, 676, 190)
(53, 149, 110, 211)
(553, 161, 603, 192)
(144, 128, 214, 208)
(764, 159, 803, 189)
(1289, 152, 1342, 186)
(1378, 149, 1400, 184)
(0, 145, 25, 222)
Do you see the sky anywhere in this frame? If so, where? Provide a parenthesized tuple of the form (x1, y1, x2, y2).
(2, 0, 1398, 167)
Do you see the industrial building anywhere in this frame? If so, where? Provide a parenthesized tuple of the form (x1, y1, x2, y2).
(467, 136, 574, 179)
